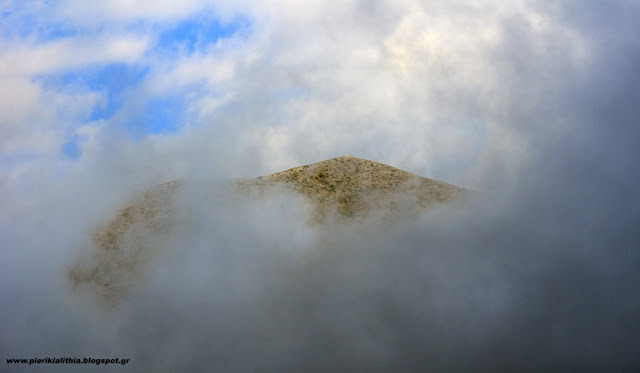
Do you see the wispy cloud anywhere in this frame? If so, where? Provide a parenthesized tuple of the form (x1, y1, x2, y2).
(0, 35, 149, 76)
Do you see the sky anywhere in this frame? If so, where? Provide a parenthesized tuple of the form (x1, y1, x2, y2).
(1, 0, 640, 371)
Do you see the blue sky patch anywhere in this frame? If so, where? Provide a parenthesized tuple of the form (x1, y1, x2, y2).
(1, 10, 76, 40)
(127, 95, 185, 138)
(37, 64, 150, 122)
(159, 16, 250, 53)
(84, 64, 150, 121)
(62, 135, 82, 159)
(27, 12, 253, 154)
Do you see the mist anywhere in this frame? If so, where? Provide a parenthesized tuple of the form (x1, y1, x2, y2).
(2, 0, 640, 371)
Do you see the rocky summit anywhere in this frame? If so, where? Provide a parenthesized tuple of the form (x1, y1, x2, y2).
(235, 155, 466, 221)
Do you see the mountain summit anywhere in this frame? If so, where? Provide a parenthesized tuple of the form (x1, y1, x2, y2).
(235, 155, 466, 220)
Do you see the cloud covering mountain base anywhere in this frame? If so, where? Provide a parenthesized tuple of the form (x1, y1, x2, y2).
(3, 134, 640, 372)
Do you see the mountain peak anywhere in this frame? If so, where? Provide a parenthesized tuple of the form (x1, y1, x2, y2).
(240, 156, 465, 220)
(70, 156, 468, 306)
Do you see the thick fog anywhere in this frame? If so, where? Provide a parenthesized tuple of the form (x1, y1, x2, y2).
(2, 1, 640, 371)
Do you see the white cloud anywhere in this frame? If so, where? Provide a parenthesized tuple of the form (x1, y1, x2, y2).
(0, 0, 597, 188)
(0, 76, 103, 157)
(145, 54, 235, 96)
(52, 0, 215, 26)
(0, 29, 149, 160)
(0, 35, 150, 76)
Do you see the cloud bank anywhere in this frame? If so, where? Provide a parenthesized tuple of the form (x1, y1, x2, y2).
(2, 0, 640, 371)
